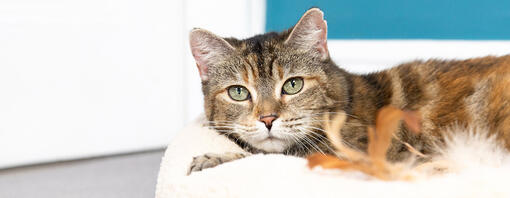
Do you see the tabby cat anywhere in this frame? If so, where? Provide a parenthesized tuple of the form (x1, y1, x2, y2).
(187, 8, 510, 173)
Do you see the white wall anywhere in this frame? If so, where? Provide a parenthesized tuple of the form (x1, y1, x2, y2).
(329, 40, 510, 74)
(0, 0, 187, 168)
(0, 0, 265, 168)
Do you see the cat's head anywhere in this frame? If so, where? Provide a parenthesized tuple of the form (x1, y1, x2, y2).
(189, 8, 350, 154)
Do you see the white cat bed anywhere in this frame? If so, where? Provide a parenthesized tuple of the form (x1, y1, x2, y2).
(155, 116, 510, 198)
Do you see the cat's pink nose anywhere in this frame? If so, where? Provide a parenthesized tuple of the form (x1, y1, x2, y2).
(259, 114, 278, 130)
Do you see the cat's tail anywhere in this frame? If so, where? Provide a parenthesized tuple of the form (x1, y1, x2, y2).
(416, 126, 510, 175)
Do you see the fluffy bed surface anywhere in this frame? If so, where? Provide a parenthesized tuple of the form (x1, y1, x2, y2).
(155, 116, 510, 198)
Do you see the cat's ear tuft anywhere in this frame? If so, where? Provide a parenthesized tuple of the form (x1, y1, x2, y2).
(189, 28, 235, 81)
(285, 8, 329, 60)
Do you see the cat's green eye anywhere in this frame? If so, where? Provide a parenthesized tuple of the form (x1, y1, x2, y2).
(282, 77, 304, 95)
(228, 86, 250, 101)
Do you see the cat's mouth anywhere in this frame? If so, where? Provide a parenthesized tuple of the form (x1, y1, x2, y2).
(253, 135, 288, 152)
(256, 133, 286, 144)
(244, 123, 294, 152)
(265, 135, 282, 141)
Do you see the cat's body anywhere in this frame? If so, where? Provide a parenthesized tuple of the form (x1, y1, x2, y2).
(345, 56, 510, 161)
(187, 8, 510, 173)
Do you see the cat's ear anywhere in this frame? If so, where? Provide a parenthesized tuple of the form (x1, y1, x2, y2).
(189, 28, 235, 81)
(285, 8, 329, 60)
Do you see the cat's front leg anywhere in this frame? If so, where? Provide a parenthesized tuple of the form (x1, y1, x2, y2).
(187, 152, 249, 175)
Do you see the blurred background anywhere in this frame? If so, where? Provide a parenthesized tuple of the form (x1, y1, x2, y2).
(1, 0, 509, 197)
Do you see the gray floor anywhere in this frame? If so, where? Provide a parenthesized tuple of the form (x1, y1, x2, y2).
(0, 150, 164, 198)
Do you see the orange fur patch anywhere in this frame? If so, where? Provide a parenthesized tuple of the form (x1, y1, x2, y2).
(307, 106, 422, 180)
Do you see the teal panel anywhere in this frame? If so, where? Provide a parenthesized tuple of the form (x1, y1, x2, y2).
(266, 0, 510, 39)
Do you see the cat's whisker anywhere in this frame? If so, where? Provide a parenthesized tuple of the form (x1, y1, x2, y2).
(295, 127, 336, 154)
(296, 131, 327, 155)
(280, 117, 305, 123)
(207, 124, 255, 128)
(284, 130, 308, 156)
(293, 127, 332, 153)
(304, 119, 368, 128)
(279, 129, 325, 155)
(207, 124, 257, 131)
(297, 125, 360, 151)
(284, 132, 313, 154)
(308, 112, 360, 120)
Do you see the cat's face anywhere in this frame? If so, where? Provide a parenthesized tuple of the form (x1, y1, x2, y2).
(189, 8, 349, 154)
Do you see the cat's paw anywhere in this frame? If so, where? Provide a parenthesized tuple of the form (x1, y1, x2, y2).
(188, 152, 248, 175)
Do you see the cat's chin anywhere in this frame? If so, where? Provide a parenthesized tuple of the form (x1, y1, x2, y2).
(251, 138, 289, 153)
